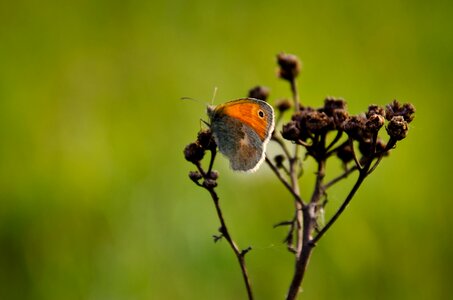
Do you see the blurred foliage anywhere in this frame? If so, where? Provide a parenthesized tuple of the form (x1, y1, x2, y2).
(0, 0, 452, 299)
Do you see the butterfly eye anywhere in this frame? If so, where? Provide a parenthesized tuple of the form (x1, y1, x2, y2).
(258, 110, 265, 118)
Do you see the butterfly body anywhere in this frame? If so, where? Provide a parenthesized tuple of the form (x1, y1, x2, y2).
(207, 98, 275, 172)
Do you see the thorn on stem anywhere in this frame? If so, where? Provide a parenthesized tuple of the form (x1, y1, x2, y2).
(273, 220, 294, 228)
(240, 246, 252, 257)
(213, 234, 224, 243)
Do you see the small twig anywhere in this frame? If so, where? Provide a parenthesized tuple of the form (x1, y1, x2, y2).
(285, 156, 326, 300)
(325, 131, 343, 152)
(296, 139, 312, 148)
(206, 186, 254, 300)
(274, 212, 300, 252)
(323, 165, 358, 190)
(290, 78, 300, 111)
(188, 147, 254, 300)
(207, 149, 216, 174)
(273, 220, 295, 228)
(311, 169, 368, 245)
(272, 134, 292, 160)
(195, 161, 207, 177)
(325, 140, 348, 157)
(368, 155, 384, 175)
(349, 137, 363, 170)
(368, 137, 397, 175)
(275, 111, 285, 128)
(265, 157, 303, 204)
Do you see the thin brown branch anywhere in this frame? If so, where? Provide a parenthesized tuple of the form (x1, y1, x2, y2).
(323, 165, 358, 190)
(190, 150, 254, 300)
(272, 134, 292, 160)
(286, 206, 315, 300)
(207, 149, 217, 174)
(311, 169, 368, 245)
(325, 131, 343, 153)
(265, 156, 303, 205)
(206, 186, 254, 300)
(290, 79, 300, 111)
(286, 157, 326, 300)
(349, 137, 363, 170)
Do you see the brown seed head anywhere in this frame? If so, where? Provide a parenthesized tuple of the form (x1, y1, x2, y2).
(324, 97, 347, 116)
(197, 129, 216, 151)
(336, 143, 354, 163)
(332, 109, 349, 129)
(376, 139, 389, 156)
(203, 178, 218, 189)
(282, 121, 301, 141)
(358, 140, 373, 157)
(386, 116, 408, 140)
(248, 86, 270, 101)
(304, 111, 333, 134)
(365, 114, 385, 132)
(385, 100, 416, 123)
(277, 52, 301, 81)
(189, 171, 203, 182)
(275, 98, 292, 113)
(342, 115, 367, 140)
(274, 154, 285, 168)
(184, 142, 205, 163)
(208, 170, 219, 180)
(367, 105, 386, 118)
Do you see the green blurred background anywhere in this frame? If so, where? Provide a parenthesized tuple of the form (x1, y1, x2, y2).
(0, 0, 451, 299)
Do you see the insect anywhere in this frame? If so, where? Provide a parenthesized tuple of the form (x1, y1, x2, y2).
(207, 98, 275, 172)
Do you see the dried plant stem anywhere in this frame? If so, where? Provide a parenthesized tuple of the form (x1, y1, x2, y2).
(312, 137, 395, 244)
(286, 158, 325, 300)
(323, 166, 358, 190)
(291, 155, 304, 251)
(265, 157, 302, 202)
(290, 79, 300, 111)
(311, 170, 366, 245)
(206, 186, 254, 300)
(192, 149, 254, 300)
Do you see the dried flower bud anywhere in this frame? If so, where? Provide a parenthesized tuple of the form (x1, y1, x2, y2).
(248, 86, 270, 101)
(189, 171, 203, 182)
(277, 52, 301, 81)
(324, 97, 347, 116)
(203, 178, 218, 189)
(386, 116, 408, 140)
(208, 170, 219, 180)
(365, 114, 385, 132)
(274, 154, 285, 168)
(197, 130, 216, 151)
(342, 115, 366, 140)
(291, 111, 304, 123)
(305, 111, 333, 134)
(367, 105, 386, 118)
(275, 98, 292, 113)
(336, 143, 354, 163)
(332, 109, 349, 129)
(184, 142, 205, 163)
(385, 100, 416, 123)
(299, 105, 315, 113)
(358, 140, 373, 157)
(401, 103, 416, 123)
(376, 139, 389, 156)
(282, 121, 301, 141)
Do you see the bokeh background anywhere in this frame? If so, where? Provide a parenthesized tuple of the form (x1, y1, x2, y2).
(0, 0, 452, 299)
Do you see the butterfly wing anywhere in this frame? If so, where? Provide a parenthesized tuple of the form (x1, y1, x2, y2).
(209, 99, 274, 172)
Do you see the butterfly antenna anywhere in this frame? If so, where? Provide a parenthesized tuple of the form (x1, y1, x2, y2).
(181, 97, 209, 109)
(211, 86, 218, 105)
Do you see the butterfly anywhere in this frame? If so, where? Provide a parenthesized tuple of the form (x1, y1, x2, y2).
(207, 98, 275, 172)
